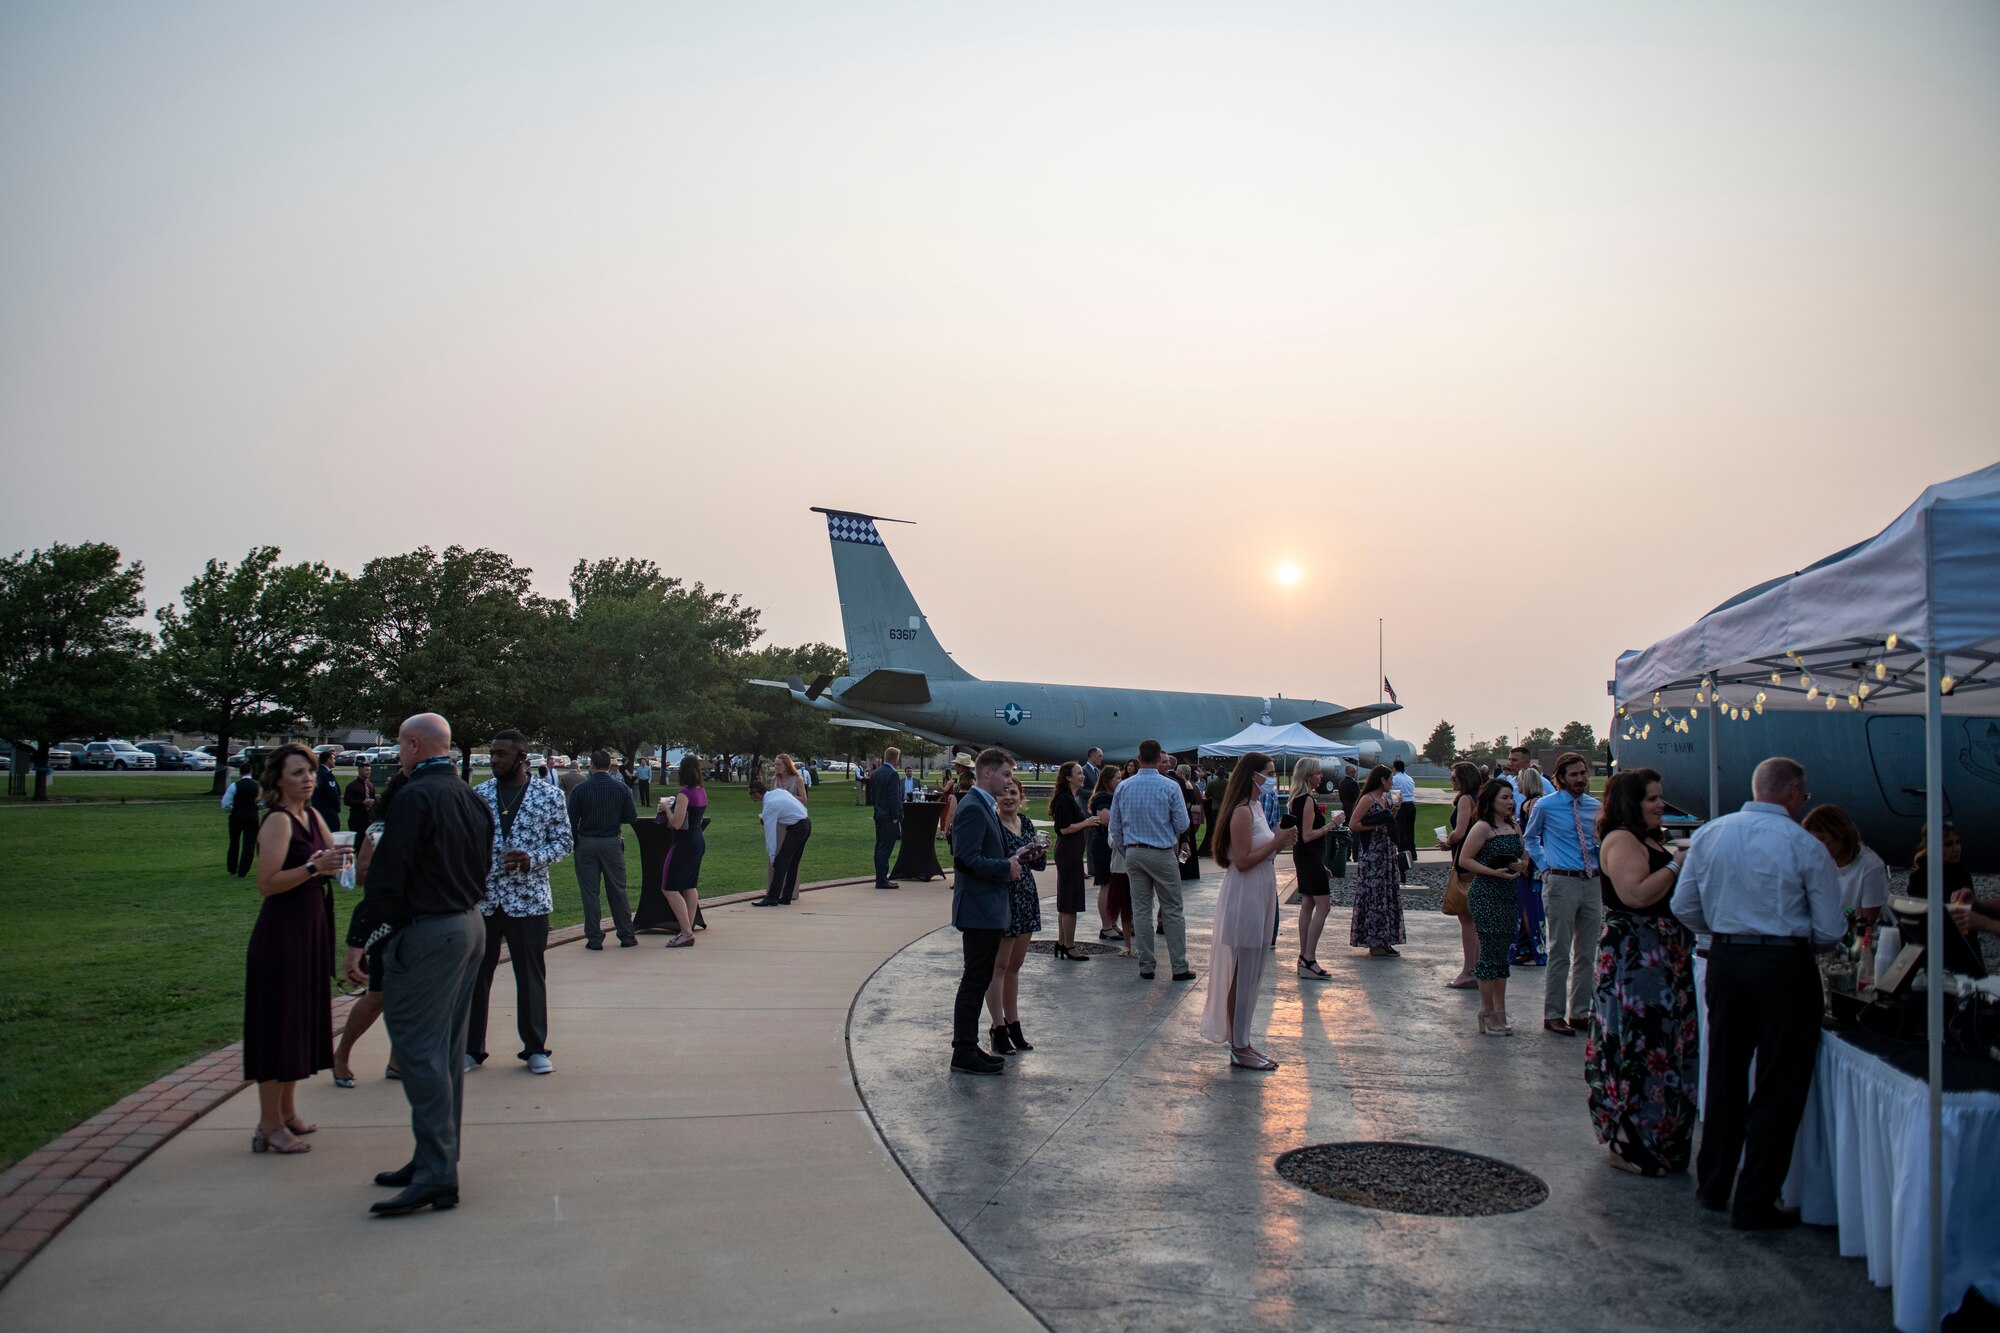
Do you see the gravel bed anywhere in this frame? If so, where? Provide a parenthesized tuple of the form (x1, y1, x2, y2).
(1275, 1141, 1549, 1217)
(1320, 861, 1447, 915)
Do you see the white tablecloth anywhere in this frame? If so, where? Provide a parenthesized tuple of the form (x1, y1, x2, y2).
(1782, 1034, 2000, 1332)
(1694, 957, 2000, 1329)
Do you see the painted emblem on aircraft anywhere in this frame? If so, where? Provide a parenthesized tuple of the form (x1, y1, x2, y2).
(826, 514, 884, 546)
(1962, 719, 2000, 786)
(995, 703, 1031, 726)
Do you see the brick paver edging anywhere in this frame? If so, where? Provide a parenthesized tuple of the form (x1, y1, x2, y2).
(0, 872, 879, 1288)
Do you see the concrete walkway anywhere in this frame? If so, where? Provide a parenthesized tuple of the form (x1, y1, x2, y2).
(0, 881, 1041, 1332)
(852, 863, 1896, 1332)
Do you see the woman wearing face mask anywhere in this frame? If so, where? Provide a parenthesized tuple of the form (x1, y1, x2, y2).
(1200, 751, 1297, 1069)
(1348, 766, 1407, 958)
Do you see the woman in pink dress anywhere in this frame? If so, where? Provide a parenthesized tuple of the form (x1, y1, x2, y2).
(1199, 752, 1298, 1070)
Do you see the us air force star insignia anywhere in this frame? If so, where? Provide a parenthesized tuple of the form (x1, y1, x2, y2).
(994, 703, 1029, 725)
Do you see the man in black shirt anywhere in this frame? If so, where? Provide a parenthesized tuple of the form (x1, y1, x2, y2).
(869, 746, 905, 889)
(1337, 764, 1361, 824)
(223, 764, 261, 876)
(343, 712, 491, 1217)
(567, 749, 640, 948)
(344, 760, 376, 843)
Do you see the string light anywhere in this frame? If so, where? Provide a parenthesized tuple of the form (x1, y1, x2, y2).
(1886, 634, 1899, 651)
(1825, 696, 1838, 710)
(1941, 675, 1957, 695)
(1858, 683, 1871, 700)
(1874, 662, 1887, 681)
(1770, 671, 1783, 685)
(1806, 685, 1819, 701)
(1847, 693, 1861, 710)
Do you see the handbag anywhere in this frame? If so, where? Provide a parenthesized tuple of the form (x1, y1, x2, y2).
(1441, 796, 1471, 917)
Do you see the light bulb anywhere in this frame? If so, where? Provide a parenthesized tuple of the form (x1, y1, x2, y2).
(1753, 703, 1764, 715)
(1771, 672, 1782, 685)
(1756, 691, 1768, 704)
(1651, 708, 1661, 718)
(1690, 707, 1699, 718)
(1848, 694, 1861, 709)
(1806, 685, 1819, 700)
(1874, 662, 1887, 681)
(1800, 674, 1812, 688)
(1858, 683, 1870, 700)
(1652, 692, 1661, 706)
(1941, 675, 1957, 695)
(1696, 692, 1706, 704)
(1825, 696, 1837, 710)
(1886, 634, 1899, 651)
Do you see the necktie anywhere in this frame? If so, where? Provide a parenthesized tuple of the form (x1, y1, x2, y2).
(1573, 797, 1596, 876)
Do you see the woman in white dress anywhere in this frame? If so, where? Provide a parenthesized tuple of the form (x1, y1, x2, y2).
(1199, 752, 1299, 1070)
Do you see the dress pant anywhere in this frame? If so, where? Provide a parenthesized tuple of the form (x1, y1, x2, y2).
(227, 820, 259, 877)
(1395, 803, 1418, 870)
(953, 928, 1004, 1048)
(637, 780, 651, 806)
(1124, 845, 1187, 973)
(381, 911, 485, 1189)
(1542, 873, 1604, 1021)
(1696, 942, 1822, 1215)
(467, 909, 550, 1060)
(873, 812, 899, 884)
(769, 819, 812, 902)
(574, 835, 635, 943)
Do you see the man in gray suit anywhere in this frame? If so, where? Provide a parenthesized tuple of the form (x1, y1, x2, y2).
(949, 747, 1026, 1075)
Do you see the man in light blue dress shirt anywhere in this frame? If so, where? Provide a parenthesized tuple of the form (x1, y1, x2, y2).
(1109, 739, 1192, 980)
(1670, 756, 1842, 1230)
(1521, 752, 1603, 1035)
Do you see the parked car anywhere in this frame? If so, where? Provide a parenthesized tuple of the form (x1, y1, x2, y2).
(137, 742, 190, 770)
(49, 744, 84, 770)
(182, 750, 217, 771)
(82, 741, 156, 771)
(334, 749, 371, 766)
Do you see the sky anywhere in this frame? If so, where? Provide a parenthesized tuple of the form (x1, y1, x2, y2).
(3, 1, 1997, 747)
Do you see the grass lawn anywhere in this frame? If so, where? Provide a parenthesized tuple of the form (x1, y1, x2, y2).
(0, 780, 888, 1167)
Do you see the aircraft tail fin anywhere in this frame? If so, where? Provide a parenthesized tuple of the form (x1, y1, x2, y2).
(813, 508, 973, 682)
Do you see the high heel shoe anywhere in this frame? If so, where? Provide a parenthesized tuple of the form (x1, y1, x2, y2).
(1477, 1012, 1514, 1037)
(1006, 1020, 1033, 1051)
(251, 1129, 310, 1155)
(1296, 957, 1329, 979)
(989, 1024, 1016, 1055)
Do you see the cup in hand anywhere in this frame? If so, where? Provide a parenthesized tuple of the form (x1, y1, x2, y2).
(330, 832, 358, 889)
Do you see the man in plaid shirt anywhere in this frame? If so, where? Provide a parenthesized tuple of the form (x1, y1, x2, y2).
(468, 729, 574, 1074)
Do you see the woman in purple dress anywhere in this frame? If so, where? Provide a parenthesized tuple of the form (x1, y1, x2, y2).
(245, 743, 343, 1154)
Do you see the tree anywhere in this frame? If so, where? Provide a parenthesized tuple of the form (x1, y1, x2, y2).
(1421, 720, 1456, 767)
(325, 547, 550, 779)
(543, 559, 763, 768)
(1522, 726, 1556, 751)
(1556, 720, 1597, 753)
(724, 641, 850, 773)
(0, 543, 152, 799)
(153, 547, 331, 794)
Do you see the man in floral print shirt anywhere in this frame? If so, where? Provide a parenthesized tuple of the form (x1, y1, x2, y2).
(467, 729, 574, 1075)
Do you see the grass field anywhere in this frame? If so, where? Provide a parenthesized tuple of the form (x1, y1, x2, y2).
(0, 778, 888, 1167)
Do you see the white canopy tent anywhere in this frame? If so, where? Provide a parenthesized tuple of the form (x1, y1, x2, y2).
(1613, 462, 2000, 1332)
(1197, 722, 1359, 762)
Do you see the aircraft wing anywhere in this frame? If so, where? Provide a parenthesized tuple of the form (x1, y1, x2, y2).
(1298, 703, 1401, 730)
(827, 716, 901, 731)
(836, 667, 932, 706)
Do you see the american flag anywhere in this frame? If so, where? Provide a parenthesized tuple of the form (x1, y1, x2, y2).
(1383, 677, 1398, 704)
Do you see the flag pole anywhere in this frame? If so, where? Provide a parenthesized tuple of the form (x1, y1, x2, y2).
(1378, 618, 1386, 735)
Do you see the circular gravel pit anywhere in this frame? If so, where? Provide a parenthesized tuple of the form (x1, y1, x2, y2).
(1274, 1142, 1548, 1217)
(1027, 940, 1120, 957)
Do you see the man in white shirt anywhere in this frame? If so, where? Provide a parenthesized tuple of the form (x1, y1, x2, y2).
(750, 781, 812, 906)
(1670, 756, 1843, 1231)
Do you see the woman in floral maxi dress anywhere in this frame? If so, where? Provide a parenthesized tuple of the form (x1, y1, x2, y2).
(1584, 768, 1699, 1176)
(1347, 766, 1406, 956)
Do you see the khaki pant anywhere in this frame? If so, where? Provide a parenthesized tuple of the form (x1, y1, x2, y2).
(1543, 873, 1604, 1021)
(1123, 845, 1186, 974)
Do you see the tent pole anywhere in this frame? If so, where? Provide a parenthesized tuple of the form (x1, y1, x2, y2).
(1705, 700, 1720, 821)
(1924, 653, 1944, 1333)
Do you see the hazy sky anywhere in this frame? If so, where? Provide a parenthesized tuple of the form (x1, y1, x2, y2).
(4, 1, 1996, 746)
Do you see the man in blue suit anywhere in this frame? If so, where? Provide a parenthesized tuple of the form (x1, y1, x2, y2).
(868, 746, 904, 889)
(949, 747, 1025, 1075)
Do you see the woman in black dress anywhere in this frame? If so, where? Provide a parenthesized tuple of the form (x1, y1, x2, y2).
(657, 755, 709, 947)
(1288, 758, 1340, 978)
(246, 742, 344, 1154)
(1048, 762, 1095, 961)
(1086, 767, 1125, 950)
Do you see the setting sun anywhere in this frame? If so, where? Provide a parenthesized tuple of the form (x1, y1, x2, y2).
(1275, 561, 1301, 588)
